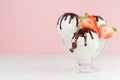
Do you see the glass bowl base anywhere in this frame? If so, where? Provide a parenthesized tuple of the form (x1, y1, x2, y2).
(78, 65, 99, 73)
(79, 63, 99, 73)
(70, 64, 99, 73)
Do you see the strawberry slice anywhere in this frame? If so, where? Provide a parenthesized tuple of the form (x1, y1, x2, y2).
(80, 13, 99, 33)
(99, 24, 117, 39)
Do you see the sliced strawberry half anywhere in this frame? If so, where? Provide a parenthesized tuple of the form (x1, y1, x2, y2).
(99, 24, 117, 39)
(80, 13, 99, 33)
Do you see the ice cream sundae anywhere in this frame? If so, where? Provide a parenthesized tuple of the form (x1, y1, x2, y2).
(56, 12, 117, 72)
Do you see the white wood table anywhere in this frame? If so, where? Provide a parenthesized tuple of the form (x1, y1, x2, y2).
(0, 53, 120, 80)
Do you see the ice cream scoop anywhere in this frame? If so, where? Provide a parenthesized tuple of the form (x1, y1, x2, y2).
(93, 15, 106, 27)
(56, 13, 80, 40)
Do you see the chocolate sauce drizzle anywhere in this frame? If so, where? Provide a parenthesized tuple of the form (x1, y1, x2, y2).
(93, 15, 104, 22)
(57, 13, 79, 30)
(69, 29, 95, 53)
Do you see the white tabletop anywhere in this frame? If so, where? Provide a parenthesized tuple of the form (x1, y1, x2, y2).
(0, 53, 120, 80)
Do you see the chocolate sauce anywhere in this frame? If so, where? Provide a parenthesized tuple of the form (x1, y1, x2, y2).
(69, 28, 95, 53)
(93, 15, 104, 22)
(57, 13, 79, 30)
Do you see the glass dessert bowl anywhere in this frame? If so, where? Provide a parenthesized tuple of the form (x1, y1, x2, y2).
(62, 38, 108, 73)
(56, 12, 117, 73)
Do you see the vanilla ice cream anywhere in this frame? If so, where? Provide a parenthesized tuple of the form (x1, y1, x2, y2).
(56, 13, 80, 40)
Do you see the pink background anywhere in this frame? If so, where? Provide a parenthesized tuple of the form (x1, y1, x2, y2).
(0, 0, 119, 54)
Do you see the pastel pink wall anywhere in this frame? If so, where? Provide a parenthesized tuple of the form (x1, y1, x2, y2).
(0, 0, 119, 53)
